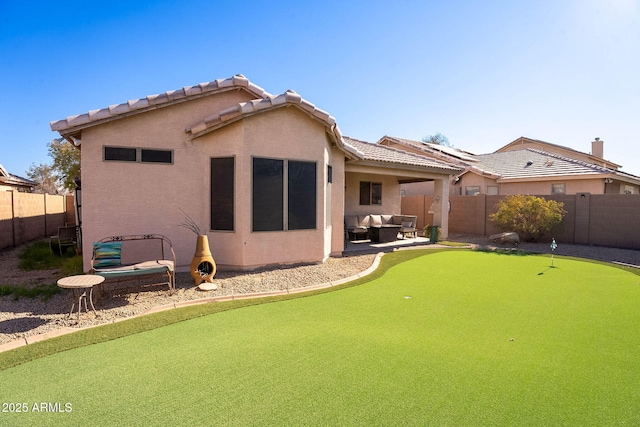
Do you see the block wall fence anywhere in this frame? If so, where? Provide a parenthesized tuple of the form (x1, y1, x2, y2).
(0, 192, 75, 250)
(402, 194, 640, 250)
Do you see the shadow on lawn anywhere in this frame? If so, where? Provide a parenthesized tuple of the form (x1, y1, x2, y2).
(537, 266, 559, 275)
(476, 248, 531, 256)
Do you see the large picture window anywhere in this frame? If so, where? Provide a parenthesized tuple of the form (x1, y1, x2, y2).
(210, 157, 235, 231)
(252, 157, 316, 232)
(359, 181, 382, 205)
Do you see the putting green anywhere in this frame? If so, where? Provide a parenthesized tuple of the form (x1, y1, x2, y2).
(1, 251, 639, 426)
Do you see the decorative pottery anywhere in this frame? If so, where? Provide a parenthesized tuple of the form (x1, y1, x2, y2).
(190, 235, 217, 290)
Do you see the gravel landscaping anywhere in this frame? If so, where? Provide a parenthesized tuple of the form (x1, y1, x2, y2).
(1, 235, 638, 347)
(0, 245, 376, 345)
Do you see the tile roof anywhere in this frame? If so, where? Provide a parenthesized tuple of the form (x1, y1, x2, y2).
(50, 74, 270, 134)
(379, 136, 499, 178)
(474, 148, 613, 180)
(498, 136, 622, 169)
(50, 74, 366, 160)
(381, 136, 478, 163)
(344, 137, 463, 173)
(0, 164, 36, 188)
(185, 89, 363, 159)
(187, 90, 333, 136)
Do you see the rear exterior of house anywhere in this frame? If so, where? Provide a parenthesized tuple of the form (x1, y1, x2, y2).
(52, 76, 352, 271)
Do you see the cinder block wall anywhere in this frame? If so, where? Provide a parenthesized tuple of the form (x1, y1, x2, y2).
(0, 192, 75, 250)
(402, 194, 640, 249)
(589, 195, 640, 248)
(0, 192, 13, 248)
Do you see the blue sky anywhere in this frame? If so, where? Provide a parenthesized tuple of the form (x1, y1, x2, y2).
(1, 0, 639, 178)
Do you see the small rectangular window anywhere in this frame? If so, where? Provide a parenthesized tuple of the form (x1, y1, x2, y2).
(465, 186, 480, 196)
(104, 147, 136, 162)
(359, 181, 382, 205)
(327, 165, 333, 183)
(141, 149, 173, 164)
(487, 185, 499, 195)
(552, 184, 565, 194)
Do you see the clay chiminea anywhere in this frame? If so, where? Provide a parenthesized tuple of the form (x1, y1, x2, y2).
(190, 235, 217, 290)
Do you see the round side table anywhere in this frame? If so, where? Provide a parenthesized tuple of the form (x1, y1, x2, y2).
(57, 275, 105, 320)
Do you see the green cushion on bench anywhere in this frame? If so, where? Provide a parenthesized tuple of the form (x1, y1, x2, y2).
(93, 242, 122, 268)
(94, 265, 169, 277)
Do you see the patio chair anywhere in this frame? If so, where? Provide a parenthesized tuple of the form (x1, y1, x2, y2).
(345, 215, 370, 241)
(50, 225, 79, 256)
(399, 216, 418, 239)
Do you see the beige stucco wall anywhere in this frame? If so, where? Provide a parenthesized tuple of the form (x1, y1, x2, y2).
(328, 145, 346, 257)
(209, 107, 340, 269)
(495, 178, 604, 195)
(344, 172, 402, 216)
(79, 90, 345, 271)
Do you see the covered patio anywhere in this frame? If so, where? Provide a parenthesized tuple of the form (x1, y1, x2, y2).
(343, 234, 432, 254)
(342, 137, 464, 248)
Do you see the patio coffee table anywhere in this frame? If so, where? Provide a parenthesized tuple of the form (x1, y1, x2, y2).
(57, 274, 105, 320)
(369, 225, 401, 243)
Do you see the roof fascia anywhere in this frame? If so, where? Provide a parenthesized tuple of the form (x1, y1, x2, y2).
(346, 159, 462, 177)
(495, 173, 608, 183)
(612, 172, 640, 186)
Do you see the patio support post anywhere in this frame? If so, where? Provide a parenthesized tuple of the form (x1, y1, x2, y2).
(433, 178, 450, 239)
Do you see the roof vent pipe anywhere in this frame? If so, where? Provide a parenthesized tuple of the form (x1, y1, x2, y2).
(592, 137, 604, 159)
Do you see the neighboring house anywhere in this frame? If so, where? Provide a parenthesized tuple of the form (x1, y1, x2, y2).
(0, 164, 36, 192)
(379, 136, 640, 196)
(51, 75, 461, 271)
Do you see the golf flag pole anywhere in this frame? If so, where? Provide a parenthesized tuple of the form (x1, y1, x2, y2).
(551, 238, 557, 267)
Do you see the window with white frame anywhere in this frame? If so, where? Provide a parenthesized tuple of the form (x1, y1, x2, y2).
(465, 186, 480, 196)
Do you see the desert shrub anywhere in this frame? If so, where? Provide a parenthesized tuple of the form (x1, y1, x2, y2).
(489, 195, 566, 242)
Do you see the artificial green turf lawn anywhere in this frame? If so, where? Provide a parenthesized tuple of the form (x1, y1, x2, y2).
(1, 250, 640, 426)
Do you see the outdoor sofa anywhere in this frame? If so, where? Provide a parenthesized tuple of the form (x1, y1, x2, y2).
(345, 214, 418, 242)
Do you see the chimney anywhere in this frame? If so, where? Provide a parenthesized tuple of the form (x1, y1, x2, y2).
(591, 137, 604, 158)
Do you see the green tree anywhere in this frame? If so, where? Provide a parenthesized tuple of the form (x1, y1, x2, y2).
(27, 138, 80, 194)
(489, 195, 566, 242)
(26, 163, 59, 194)
(422, 132, 453, 147)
